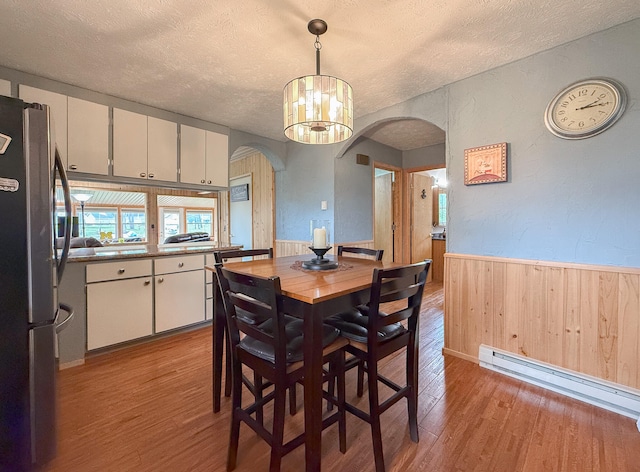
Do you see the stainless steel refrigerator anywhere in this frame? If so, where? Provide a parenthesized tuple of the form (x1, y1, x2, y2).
(0, 96, 73, 470)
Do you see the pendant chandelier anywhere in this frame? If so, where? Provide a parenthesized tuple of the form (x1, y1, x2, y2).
(283, 19, 353, 144)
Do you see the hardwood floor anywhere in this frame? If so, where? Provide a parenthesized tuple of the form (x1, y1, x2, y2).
(43, 283, 640, 472)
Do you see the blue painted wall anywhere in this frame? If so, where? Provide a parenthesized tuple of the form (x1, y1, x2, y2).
(335, 139, 402, 242)
(275, 142, 336, 242)
(446, 19, 640, 268)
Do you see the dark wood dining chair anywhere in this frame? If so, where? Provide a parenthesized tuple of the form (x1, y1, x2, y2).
(214, 263, 347, 472)
(214, 248, 274, 263)
(326, 245, 383, 403)
(337, 245, 384, 261)
(213, 248, 285, 417)
(325, 260, 430, 472)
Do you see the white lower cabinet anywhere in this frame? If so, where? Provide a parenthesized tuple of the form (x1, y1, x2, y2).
(86, 272, 153, 350)
(154, 255, 205, 333)
(85, 255, 207, 350)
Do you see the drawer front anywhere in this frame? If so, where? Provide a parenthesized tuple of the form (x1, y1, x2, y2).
(154, 254, 204, 275)
(86, 259, 153, 283)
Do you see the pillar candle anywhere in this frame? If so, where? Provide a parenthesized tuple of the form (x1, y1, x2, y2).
(313, 227, 327, 248)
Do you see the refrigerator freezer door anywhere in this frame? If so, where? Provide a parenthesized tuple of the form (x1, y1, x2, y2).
(29, 323, 56, 466)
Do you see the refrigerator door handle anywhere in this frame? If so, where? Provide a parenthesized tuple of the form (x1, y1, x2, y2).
(55, 147, 72, 283)
(55, 303, 74, 334)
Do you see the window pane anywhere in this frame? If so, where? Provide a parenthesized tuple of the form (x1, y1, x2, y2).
(186, 210, 213, 236)
(163, 210, 181, 238)
(82, 208, 117, 240)
(439, 193, 447, 226)
(121, 210, 147, 241)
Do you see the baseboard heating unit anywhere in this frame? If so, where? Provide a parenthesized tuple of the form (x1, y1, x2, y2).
(478, 344, 640, 431)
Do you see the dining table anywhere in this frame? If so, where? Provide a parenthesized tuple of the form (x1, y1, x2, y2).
(206, 253, 399, 471)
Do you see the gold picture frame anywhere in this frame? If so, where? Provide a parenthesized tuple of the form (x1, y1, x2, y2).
(464, 142, 507, 185)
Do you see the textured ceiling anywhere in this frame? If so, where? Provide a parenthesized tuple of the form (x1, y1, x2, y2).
(0, 1, 638, 151)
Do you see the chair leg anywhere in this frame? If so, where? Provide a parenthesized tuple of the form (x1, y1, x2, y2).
(357, 360, 365, 397)
(407, 340, 419, 443)
(254, 372, 264, 426)
(213, 309, 225, 412)
(224, 330, 232, 397)
(227, 364, 243, 471)
(367, 360, 385, 472)
(336, 352, 347, 454)
(327, 360, 335, 412)
(269, 383, 288, 472)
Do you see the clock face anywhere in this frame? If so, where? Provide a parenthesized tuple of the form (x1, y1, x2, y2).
(545, 78, 626, 139)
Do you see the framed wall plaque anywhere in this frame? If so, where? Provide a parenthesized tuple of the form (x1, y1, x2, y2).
(464, 142, 507, 185)
(230, 183, 249, 202)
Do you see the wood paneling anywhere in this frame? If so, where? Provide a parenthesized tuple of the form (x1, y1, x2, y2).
(229, 151, 274, 251)
(444, 253, 640, 390)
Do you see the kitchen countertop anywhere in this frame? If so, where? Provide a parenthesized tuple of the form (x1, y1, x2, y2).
(67, 243, 242, 262)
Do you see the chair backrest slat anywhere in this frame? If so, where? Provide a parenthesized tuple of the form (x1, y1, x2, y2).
(215, 263, 288, 365)
(214, 248, 273, 264)
(337, 246, 383, 261)
(367, 260, 431, 343)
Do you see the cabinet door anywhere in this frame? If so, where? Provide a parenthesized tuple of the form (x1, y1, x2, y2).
(180, 124, 206, 185)
(113, 108, 148, 179)
(147, 116, 177, 182)
(205, 130, 229, 187)
(155, 270, 205, 333)
(67, 97, 109, 175)
(86, 277, 153, 350)
(19, 85, 68, 167)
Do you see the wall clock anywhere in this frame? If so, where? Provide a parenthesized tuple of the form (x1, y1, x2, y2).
(544, 78, 627, 139)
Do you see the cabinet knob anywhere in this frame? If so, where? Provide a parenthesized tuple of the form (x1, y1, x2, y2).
(178, 262, 184, 268)
(118, 269, 125, 274)
(148, 173, 154, 178)
(207, 180, 212, 184)
(140, 172, 146, 178)
(200, 179, 206, 184)
(158, 277, 164, 283)
(69, 164, 78, 171)
(144, 280, 151, 286)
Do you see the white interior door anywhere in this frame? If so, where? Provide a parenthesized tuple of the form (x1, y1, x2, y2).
(230, 175, 252, 250)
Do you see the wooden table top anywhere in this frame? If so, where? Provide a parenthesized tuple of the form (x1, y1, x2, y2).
(206, 254, 396, 305)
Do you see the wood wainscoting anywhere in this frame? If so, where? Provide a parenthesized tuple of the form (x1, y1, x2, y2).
(444, 253, 640, 390)
(275, 240, 374, 258)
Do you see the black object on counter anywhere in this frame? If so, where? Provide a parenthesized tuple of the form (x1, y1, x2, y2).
(163, 232, 210, 244)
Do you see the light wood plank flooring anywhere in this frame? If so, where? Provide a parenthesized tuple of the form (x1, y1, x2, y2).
(43, 283, 640, 472)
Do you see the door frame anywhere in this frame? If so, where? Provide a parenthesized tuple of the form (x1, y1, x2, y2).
(373, 161, 403, 263)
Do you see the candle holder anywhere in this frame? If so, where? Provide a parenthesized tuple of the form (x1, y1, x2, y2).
(302, 219, 338, 270)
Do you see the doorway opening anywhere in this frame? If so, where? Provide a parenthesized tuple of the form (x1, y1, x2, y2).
(373, 162, 403, 263)
(406, 166, 446, 282)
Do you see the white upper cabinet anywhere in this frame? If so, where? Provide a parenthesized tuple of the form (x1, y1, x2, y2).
(180, 124, 206, 185)
(113, 108, 147, 179)
(114, 109, 177, 182)
(19, 85, 68, 167)
(180, 124, 228, 187)
(205, 130, 229, 187)
(147, 116, 177, 182)
(0, 79, 10, 97)
(67, 97, 109, 175)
